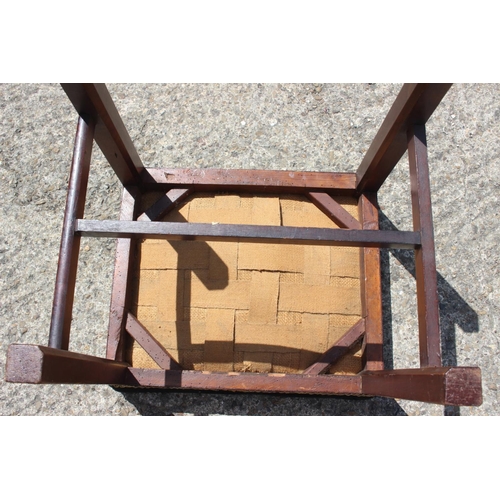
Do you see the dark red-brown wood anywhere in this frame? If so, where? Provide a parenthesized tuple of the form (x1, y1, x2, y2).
(6, 343, 481, 405)
(356, 84, 452, 193)
(358, 193, 384, 370)
(106, 187, 139, 361)
(76, 219, 421, 249)
(361, 367, 482, 406)
(5, 344, 129, 384)
(123, 369, 362, 394)
(142, 168, 357, 195)
(61, 84, 144, 187)
(306, 191, 362, 229)
(48, 116, 95, 350)
(408, 124, 441, 367)
(303, 319, 365, 375)
(137, 188, 192, 222)
(125, 312, 182, 370)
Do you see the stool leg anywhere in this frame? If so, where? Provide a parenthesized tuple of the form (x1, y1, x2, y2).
(48, 115, 94, 350)
(408, 124, 442, 367)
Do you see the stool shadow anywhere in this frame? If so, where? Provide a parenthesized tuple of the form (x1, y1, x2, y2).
(379, 213, 479, 416)
(117, 388, 408, 416)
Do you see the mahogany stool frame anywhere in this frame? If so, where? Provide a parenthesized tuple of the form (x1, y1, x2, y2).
(5, 83, 482, 406)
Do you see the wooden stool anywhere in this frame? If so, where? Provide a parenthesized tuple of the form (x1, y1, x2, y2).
(5, 84, 482, 406)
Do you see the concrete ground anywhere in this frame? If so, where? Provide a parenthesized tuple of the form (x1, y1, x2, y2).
(0, 83, 498, 415)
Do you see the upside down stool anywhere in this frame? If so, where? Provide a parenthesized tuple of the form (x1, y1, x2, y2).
(5, 83, 482, 406)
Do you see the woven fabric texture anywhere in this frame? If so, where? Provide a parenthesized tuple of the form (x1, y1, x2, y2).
(131, 193, 363, 374)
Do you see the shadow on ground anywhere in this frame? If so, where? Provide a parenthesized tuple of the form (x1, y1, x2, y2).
(116, 389, 407, 416)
